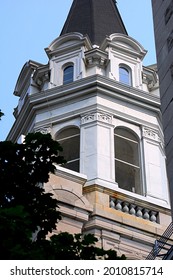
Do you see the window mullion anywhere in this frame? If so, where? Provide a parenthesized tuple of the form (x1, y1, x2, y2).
(114, 133, 138, 144)
(58, 134, 80, 142)
(115, 157, 140, 169)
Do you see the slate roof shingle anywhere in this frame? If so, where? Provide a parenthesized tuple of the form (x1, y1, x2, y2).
(60, 0, 127, 45)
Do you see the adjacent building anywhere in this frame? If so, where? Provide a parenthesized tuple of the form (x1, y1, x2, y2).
(7, 0, 172, 259)
(152, 0, 173, 220)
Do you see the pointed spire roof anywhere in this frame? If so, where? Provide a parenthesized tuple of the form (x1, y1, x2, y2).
(60, 0, 127, 45)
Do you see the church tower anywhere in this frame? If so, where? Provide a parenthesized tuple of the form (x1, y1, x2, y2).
(8, 0, 172, 259)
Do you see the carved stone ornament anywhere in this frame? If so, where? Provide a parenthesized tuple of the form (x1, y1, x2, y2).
(81, 112, 113, 124)
(34, 126, 52, 134)
(142, 127, 157, 140)
(142, 127, 164, 149)
(142, 126, 162, 141)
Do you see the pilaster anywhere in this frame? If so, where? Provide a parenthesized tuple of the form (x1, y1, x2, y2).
(142, 126, 169, 205)
(80, 110, 115, 184)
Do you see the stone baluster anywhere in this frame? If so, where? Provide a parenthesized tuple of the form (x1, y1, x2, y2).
(110, 198, 115, 209)
(115, 199, 122, 211)
(150, 211, 157, 223)
(136, 206, 143, 218)
(143, 208, 150, 220)
(122, 202, 129, 213)
(129, 204, 136, 216)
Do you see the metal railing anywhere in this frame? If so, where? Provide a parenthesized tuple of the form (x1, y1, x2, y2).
(146, 222, 173, 260)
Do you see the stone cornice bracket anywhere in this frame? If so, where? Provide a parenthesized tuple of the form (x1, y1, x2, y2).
(81, 111, 113, 125)
(84, 48, 109, 68)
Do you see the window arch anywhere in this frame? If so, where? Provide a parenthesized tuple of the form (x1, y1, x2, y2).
(119, 65, 132, 86)
(56, 127, 80, 172)
(63, 65, 74, 85)
(114, 127, 141, 194)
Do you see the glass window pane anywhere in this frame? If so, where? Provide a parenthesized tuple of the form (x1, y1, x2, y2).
(115, 136, 139, 166)
(119, 67, 131, 86)
(59, 136, 80, 161)
(114, 128, 141, 194)
(57, 127, 80, 172)
(58, 128, 79, 140)
(63, 160, 79, 173)
(115, 160, 140, 194)
(63, 65, 73, 84)
(115, 127, 137, 142)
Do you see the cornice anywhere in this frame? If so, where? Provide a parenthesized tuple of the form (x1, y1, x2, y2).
(7, 75, 161, 142)
(30, 75, 160, 109)
(55, 165, 87, 185)
(13, 60, 43, 97)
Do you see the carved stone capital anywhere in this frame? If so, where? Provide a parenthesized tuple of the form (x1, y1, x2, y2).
(142, 127, 158, 140)
(142, 127, 164, 149)
(81, 111, 113, 125)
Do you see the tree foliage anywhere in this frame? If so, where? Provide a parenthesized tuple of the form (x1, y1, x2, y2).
(0, 132, 126, 260)
(0, 205, 33, 259)
(0, 132, 64, 241)
(0, 109, 4, 120)
(25, 232, 126, 260)
(44, 232, 126, 260)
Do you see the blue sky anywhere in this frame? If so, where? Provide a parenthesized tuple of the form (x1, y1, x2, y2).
(0, 0, 155, 141)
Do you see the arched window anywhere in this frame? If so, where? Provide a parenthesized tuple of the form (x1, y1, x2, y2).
(63, 65, 74, 84)
(119, 65, 131, 86)
(114, 127, 141, 194)
(57, 127, 80, 172)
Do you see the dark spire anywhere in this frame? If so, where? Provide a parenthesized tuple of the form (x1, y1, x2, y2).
(60, 0, 127, 45)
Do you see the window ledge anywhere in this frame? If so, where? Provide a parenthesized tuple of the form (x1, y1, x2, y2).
(55, 164, 87, 185)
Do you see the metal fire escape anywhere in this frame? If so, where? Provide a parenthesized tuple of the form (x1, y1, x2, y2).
(146, 222, 173, 260)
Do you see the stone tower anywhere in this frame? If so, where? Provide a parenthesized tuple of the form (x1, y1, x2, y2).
(8, 0, 171, 259)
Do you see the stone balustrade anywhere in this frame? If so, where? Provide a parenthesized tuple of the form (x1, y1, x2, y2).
(110, 197, 158, 223)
